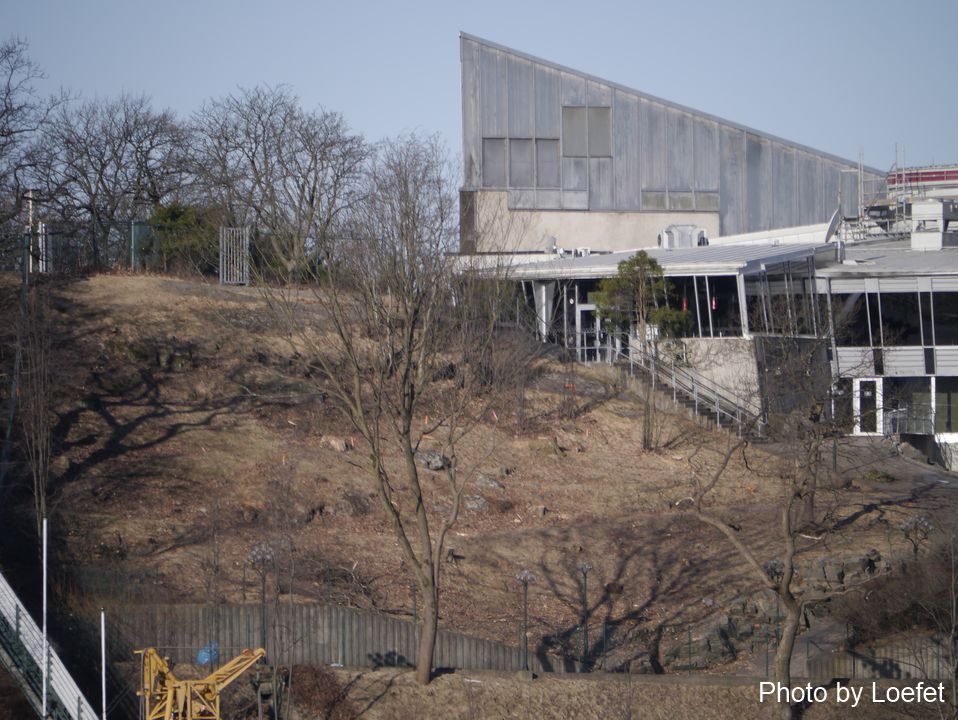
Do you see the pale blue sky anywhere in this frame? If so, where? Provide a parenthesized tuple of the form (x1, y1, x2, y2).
(8, 0, 957, 171)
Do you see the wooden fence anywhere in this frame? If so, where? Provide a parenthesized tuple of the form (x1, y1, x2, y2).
(109, 602, 581, 675)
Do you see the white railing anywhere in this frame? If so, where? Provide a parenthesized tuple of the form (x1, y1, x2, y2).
(0, 568, 97, 720)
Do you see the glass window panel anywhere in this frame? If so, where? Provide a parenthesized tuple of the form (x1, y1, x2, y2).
(831, 293, 869, 346)
(879, 292, 921, 346)
(588, 106, 612, 157)
(934, 292, 958, 345)
(536, 139, 560, 188)
(481, 138, 506, 187)
(561, 107, 587, 157)
(509, 139, 534, 187)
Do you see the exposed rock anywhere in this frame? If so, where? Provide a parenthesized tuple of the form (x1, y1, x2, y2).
(463, 495, 488, 512)
(417, 450, 450, 471)
(169, 352, 192, 372)
(335, 491, 371, 517)
(321, 435, 352, 452)
(476, 473, 505, 490)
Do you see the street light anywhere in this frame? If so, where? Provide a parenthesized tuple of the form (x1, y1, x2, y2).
(516, 570, 536, 671)
(577, 562, 592, 665)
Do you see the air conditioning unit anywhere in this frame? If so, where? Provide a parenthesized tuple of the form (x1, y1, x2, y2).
(574, 247, 591, 257)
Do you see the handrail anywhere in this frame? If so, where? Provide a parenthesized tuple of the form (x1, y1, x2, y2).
(0, 569, 97, 720)
(611, 344, 766, 436)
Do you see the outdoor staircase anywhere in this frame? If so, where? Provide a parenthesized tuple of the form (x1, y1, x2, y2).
(611, 346, 766, 438)
(0, 568, 97, 720)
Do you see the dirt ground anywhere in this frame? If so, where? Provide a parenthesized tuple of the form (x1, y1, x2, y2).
(321, 667, 944, 720)
(2, 273, 955, 684)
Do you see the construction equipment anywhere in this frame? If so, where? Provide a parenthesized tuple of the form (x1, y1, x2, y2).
(135, 646, 265, 720)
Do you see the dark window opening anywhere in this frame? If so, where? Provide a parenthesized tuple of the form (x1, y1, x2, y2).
(880, 292, 921, 346)
(831, 293, 869, 346)
(935, 293, 958, 345)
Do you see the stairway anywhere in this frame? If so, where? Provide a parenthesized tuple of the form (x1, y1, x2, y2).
(613, 346, 766, 438)
(0, 568, 97, 720)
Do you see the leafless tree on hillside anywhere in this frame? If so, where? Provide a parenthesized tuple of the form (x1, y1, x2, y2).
(192, 85, 368, 276)
(271, 133, 529, 684)
(34, 94, 187, 267)
(0, 37, 59, 231)
(18, 286, 53, 538)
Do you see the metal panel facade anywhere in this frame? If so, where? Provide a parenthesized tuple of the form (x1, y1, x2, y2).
(479, 45, 507, 137)
(883, 348, 925, 376)
(613, 90, 641, 209)
(589, 157, 614, 210)
(507, 57, 534, 138)
(640, 99, 668, 191)
(720, 126, 745, 235)
(461, 37, 481, 188)
(668, 109, 694, 191)
(841, 170, 860, 217)
(693, 118, 719, 192)
(461, 34, 882, 228)
(535, 66, 560, 138)
(746, 133, 773, 232)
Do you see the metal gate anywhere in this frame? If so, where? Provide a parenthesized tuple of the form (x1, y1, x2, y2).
(219, 227, 250, 285)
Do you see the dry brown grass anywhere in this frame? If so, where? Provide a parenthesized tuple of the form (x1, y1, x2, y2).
(327, 667, 933, 720)
(4, 273, 953, 675)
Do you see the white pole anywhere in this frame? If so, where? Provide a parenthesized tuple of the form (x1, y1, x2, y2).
(42, 516, 47, 718)
(101, 609, 107, 720)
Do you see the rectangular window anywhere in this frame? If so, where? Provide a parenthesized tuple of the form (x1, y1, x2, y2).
(587, 107, 612, 156)
(879, 292, 921, 345)
(831, 293, 869, 346)
(561, 107, 588, 157)
(509, 139, 534, 187)
(481, 138, 506, 187)
(536, 139, 560, 188)
(935, 292, 958, 344)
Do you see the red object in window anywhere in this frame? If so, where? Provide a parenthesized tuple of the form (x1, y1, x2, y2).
(711, 296, 717, 311)
(682, 297, 688, 311)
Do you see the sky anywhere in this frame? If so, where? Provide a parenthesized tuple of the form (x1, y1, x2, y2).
(7, 0, 958, 172)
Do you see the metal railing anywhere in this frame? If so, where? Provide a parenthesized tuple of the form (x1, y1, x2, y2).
(884, 405, 934, 436)
(612, 344, 767, 438)
(0, 569, 97, 720)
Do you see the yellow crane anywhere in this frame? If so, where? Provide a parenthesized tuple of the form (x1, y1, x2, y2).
(135, 647, 266, 720)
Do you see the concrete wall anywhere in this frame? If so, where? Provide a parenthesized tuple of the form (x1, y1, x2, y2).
(673, 337, 761, 415)
(474, 190, 719, 253)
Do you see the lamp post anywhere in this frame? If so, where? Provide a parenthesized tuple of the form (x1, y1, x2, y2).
(516, 570, 536, 671)
(577, 562, 592, 666)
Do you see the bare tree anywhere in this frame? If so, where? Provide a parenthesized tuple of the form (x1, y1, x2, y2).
(35, 94, 187, 267)
(192, 85, 367, 275)
(273, 133, 523, 684)
(0, 37, 54, 230)
(18, 286, 52, 538)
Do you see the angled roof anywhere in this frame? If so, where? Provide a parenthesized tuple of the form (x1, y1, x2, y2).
(461, 32, 884, 177)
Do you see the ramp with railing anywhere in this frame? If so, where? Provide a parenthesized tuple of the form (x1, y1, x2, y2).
(0, 568, 97, 720)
